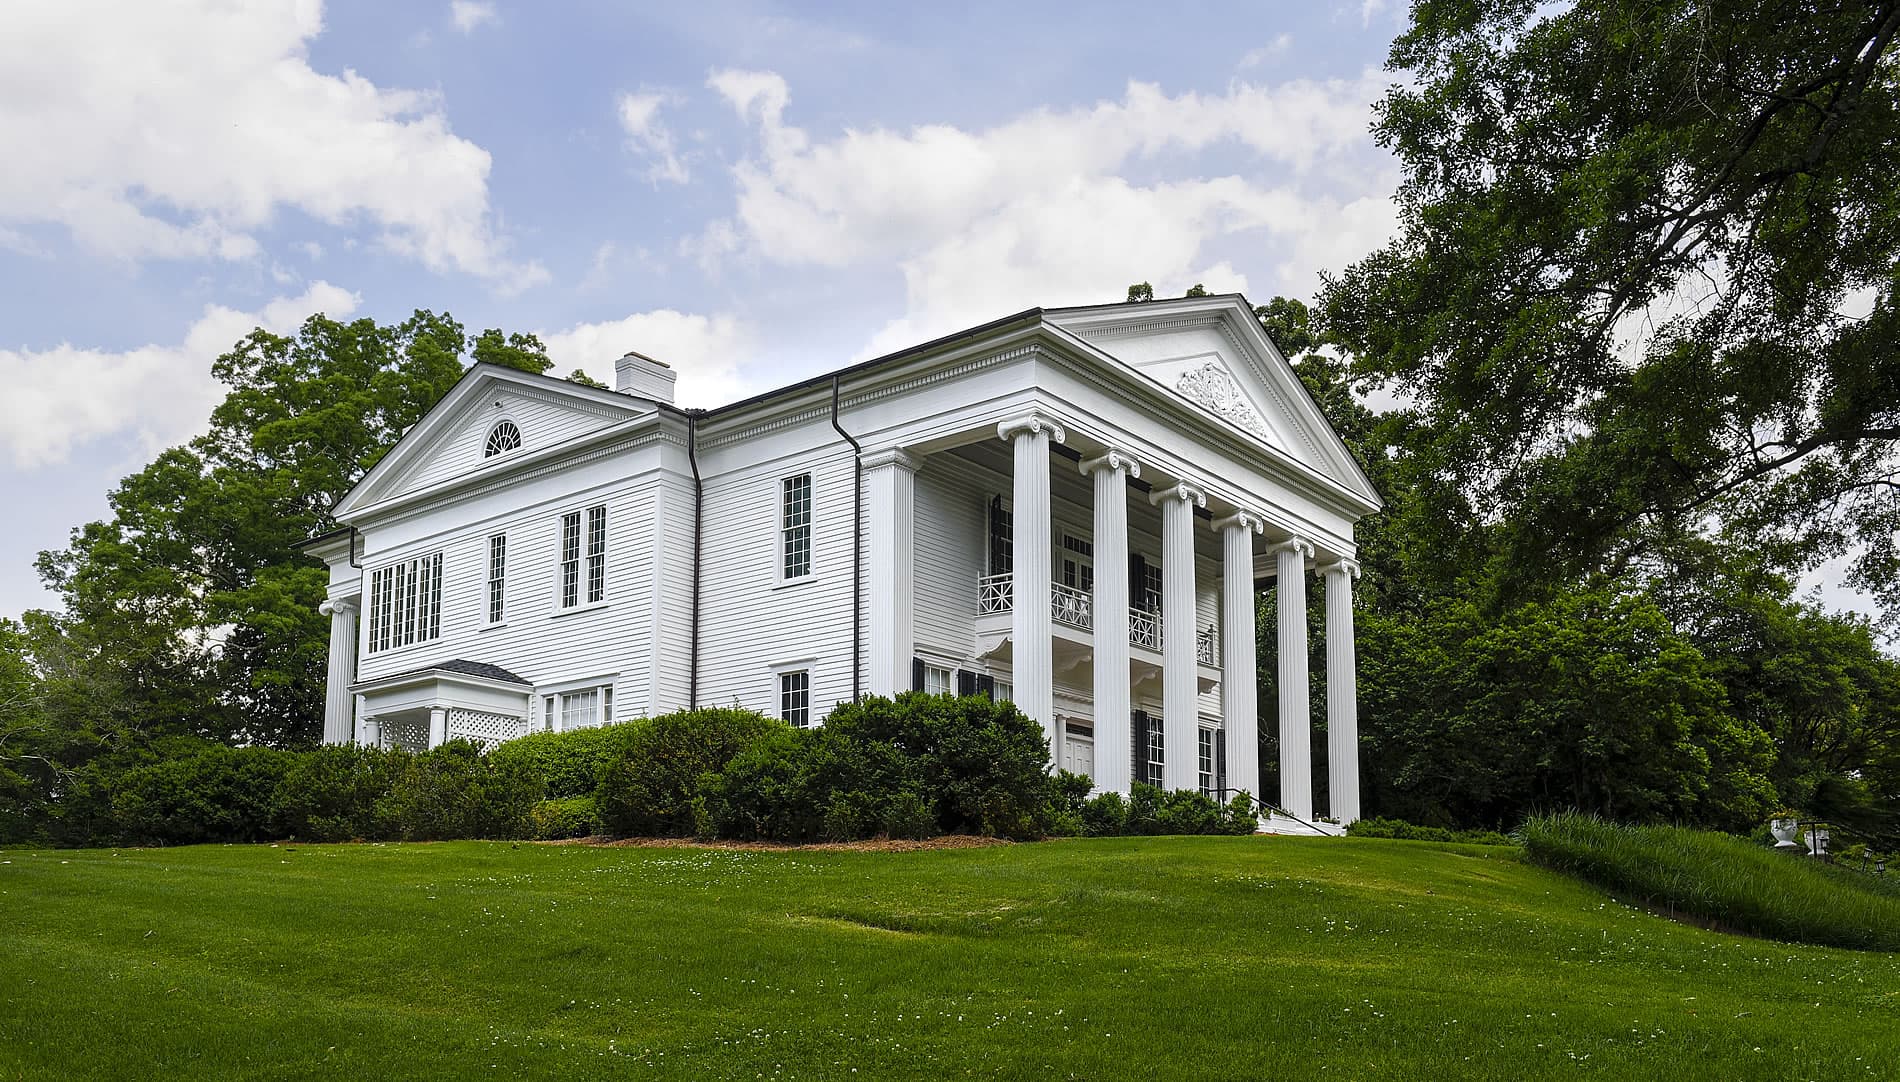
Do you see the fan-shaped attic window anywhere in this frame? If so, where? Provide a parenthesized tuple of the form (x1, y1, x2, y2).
(484, 421, 522, 458)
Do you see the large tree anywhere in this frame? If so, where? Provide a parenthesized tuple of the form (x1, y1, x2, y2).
(34, 312, 554, 748)
(1323, 0, 1900, 611)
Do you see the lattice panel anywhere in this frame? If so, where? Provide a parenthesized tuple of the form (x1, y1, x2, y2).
(448, 708, 527, 751)
(379, 715, 428, 753)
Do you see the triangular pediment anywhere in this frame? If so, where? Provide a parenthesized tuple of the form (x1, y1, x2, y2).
(1045, 297, 1380, 509)
(335, 365, 656, 517)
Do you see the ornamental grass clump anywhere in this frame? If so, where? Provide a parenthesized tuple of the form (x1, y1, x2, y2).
(1522, 812, 1900, 951)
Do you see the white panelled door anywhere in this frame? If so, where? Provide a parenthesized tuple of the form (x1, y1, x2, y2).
(1061, 724, 1095, 779)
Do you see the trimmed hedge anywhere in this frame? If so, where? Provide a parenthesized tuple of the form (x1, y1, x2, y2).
(1523, 812, 1900, 950)
(18, 696, 1279, 847)
(1346, 816, 1516, 846)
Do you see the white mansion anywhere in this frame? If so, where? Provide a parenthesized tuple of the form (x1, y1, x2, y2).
(305, 295, 1381, 827)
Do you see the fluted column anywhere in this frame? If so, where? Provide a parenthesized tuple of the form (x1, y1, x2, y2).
(1082, 450, 1141, 794)
(1275, 538, 1315, 820)
(1321, 560, 1362, 824)
(317, 598, 358, 746)
(999, 415, 1064, 748)
(1217, 512, 1264, 801)
(864, 448, 920, 697)
(1152, 481, 1206, 791)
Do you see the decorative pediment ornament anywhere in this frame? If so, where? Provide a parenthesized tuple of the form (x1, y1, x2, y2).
(1175, 362, 1272, 440)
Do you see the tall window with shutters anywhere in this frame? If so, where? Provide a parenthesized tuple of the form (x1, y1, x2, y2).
(781, 474, 812, 580)
(987, 496, 1013, 576)
(1198, 728, 1216, 797)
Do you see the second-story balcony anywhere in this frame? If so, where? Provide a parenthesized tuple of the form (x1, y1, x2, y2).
(977, 573, 1217, 662)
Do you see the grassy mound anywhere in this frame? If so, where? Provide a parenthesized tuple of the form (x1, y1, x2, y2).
(1522, 812, 1900, 950)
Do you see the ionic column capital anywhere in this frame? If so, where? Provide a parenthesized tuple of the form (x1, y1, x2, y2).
(997, 414, 1067, 445)
(860, 446, 921, 472)
(319, 598, 357, 617)
(1213, 510, 1266, 535)
(1079, 449, 1142, 480)
(1148, 481, 1207, 508)
(1317, 558, 1362, 580)
(1272, 537, 1315, 560)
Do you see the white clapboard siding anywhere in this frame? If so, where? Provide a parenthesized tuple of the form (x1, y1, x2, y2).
(353, 451, 668, 723)
(694, 424, 858, 720)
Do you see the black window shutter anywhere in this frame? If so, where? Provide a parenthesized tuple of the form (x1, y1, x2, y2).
(976, 674, 996, 699)
(956, 669, 975, 697)
(1131, 709, 1148, 786)
(911, 657, 926, 693)
(1129, 554, 1146, 611)
(1216, 733, 1228, 799)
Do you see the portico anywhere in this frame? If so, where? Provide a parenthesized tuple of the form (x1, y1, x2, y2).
(876, 386, 1366, 829)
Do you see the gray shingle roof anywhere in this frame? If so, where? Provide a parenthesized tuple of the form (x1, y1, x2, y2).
(376, 659, 531, 685)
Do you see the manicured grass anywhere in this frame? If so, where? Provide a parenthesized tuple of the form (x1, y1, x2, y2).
(1, 837, 1895, 1080)
(1523, 813, 1900, 951)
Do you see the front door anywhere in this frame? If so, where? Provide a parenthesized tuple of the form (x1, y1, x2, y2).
(1062, 722, 1095, 779)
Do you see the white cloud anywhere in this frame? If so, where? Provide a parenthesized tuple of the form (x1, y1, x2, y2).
(700, 69, 1398, 355)
(1240, 35, 1294, 68)
(450, 1, 498, 33)
(617, 92, 691, 184)
(0, 1, 543, 289)
(0, 282, 361, 471)
(541, 310, 758, 408)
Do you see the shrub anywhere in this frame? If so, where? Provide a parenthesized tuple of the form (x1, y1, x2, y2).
(106, 744, 294, 846)
(529, 796, 601, 840)
(1522, 812, 1900, 950)
(1080, 791, 1130, 837)
(596, 708, 786, 836)
(699, 726, 822, 841)
(1346, 816, 1516, 846)
(275, 743, 408, 842)
(376, 740, 538, 841)
(490, 724, 639, 800)
(822, 692, 1053, 838)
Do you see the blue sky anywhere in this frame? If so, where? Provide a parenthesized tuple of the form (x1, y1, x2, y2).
(10, 0, 1867, 627)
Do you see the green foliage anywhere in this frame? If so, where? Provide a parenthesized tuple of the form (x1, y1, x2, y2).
(489, 723, 639, 800)
(1322, 1, 1900, 610)
(1345, 817, 1515, 847)
(595, 708, 788, 836)
(274, 742, 406, 842)
(529, 796, 601, 840)
(1079, 791, 1130, 837)
(105, 744, 295, 846)
(1357, 586, 1778, 831)
(821, 692, 1054, 838)
(1522, 813, 1900, 951)
(374, 740, 538, 842)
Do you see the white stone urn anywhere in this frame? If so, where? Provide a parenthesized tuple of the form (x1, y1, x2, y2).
(1769, 818, 1802, 849)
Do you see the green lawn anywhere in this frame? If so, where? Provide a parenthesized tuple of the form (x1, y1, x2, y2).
(1, 837, 1894, 1080)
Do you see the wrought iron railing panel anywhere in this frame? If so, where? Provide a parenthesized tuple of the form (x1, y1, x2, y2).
(1129, 608, 1162, 651)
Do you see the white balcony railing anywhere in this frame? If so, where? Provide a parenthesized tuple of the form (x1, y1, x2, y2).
(978, 573, 1012, 614)
(979, 577, 1176, 652)
(1129, 608, 1162, 651)
(1052, 582, 1092, 630)
(1197, 625, 1217, 665)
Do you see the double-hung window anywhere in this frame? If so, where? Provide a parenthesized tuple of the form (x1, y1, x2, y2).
(367, 552, 443, 653)
(486, 534, 507, 624)
(560, 504, 608, 608)
(923, 664, 953, 696)
(1198, 729, 1216, 797)
(781, 474, 812, 580)
(780, 669, 811, 728)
